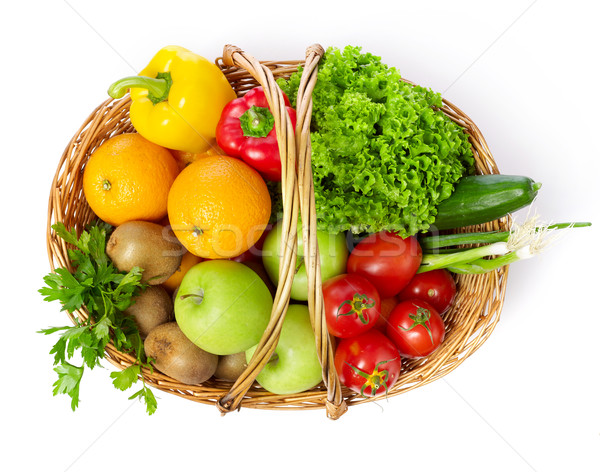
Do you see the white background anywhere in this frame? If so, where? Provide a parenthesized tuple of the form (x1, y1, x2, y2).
(2, 1, 599, 471)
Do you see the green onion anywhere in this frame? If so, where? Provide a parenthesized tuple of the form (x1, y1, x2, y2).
(445, 251, 524, 274)
(417, 219, 591, 274)
(419, 222, 591, 252)
(418, 242, 509, 273)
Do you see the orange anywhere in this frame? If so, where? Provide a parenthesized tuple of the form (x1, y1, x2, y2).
(83, 133, 179, 226)
(162, 251, 203, 293)
(168, 155, 271, 259)
(169, 138, 226, 172)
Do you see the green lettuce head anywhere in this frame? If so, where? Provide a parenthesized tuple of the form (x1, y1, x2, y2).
(278, 45, 474, 237)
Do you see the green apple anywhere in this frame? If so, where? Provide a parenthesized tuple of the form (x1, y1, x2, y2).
(175, 260, 273, 355)
(262, 221, 348, 301)
(246, 304, 322, 394)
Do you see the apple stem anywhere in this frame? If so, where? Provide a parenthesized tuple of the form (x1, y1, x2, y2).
(267, 352, 279, 366)
(179, 289, 205, 305)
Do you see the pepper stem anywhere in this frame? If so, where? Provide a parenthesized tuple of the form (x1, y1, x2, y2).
(239, 106, 275, 138)
(107, 72, 172, 105)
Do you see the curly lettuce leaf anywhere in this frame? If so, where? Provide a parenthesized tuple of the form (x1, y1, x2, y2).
(278, 45, 474, 237)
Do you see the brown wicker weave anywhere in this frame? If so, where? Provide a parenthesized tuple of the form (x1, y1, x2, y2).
(46, 44, 509, 420)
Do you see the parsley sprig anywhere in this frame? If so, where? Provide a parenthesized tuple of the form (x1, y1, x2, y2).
(39, 222, 157, 414)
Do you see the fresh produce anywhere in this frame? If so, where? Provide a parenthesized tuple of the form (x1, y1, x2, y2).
(83, 133, 179, 226)
(373, 296, 400, 332)
(240, 260, 276, 297)
(169, 139, 226, 171)
(106, 221, 183, 285)
(214, 352, 248, 382)
(397, 269, 456, 314)
(262, 220, 348, 300)
(418, 217, 592, 274)
(334, 329, 402, 398)
(266, 180, 284, 224)
(386, 300, 445, 359)
(277, 45, 474, 237)
(216, 86, 296, 181)
(168, 155, 271, 259)
(432, 175, 542, 230)
(229, 225, 271, 264)
(144, 322, 218, 385)
(108, 45, 236, 153)
(419, 241, 511, 273)
(161, 250, 203, 293)
(418, 221, 592, 251)
(246, 305, 322, 395)
(39, 223, 156, 413)
(322, 274, 380, 338)
(347, 231, 422, 298)
(123, 285, 174, 338)
(174, 260, 273, 355)
(42, 43, 593, 417)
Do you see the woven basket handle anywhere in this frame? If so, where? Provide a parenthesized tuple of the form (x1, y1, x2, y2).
(295, 45, 348, 420)
(217, 44, 347, 419)
(217, 44, 301, 415)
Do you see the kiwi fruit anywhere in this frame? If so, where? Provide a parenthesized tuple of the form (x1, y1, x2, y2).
(214, 352, 248, 382)
(124, 285, 174, 338)
(106, 221, 183, 285)
(144, 322, 218, 385)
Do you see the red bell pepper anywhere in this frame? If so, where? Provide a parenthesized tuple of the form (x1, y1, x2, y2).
(215, 86, 296, 181)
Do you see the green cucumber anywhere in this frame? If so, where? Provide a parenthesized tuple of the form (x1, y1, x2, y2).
(432, 175, 542, 230)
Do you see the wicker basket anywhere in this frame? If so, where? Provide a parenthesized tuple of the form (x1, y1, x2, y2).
(46, 44, 509, 420)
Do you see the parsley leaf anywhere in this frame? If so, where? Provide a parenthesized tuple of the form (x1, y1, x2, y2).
(129, 386, 158, 415)
(53, 223, 80, 248)
(111, 364, 141, 391)
(40, 221, 158, 415)
(52, 362, 84, 411)
(40, 268, 87, 312)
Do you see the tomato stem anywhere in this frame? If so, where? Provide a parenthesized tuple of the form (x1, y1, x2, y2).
(345, 358, 394, 398)
(336, 293, 376, 325)
(399, 305, 434, 344)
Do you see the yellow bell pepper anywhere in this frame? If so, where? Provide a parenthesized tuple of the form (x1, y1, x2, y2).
(108, 45, 237, 153)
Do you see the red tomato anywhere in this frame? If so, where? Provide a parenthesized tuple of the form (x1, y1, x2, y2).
(386, 299, 445, 359)
(347, 231, 422, 298)
(334, 330, 402, 398)
(373, 296, 399, 332)
(397, 269, 457, 314)
(322, 274, 381, 338)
